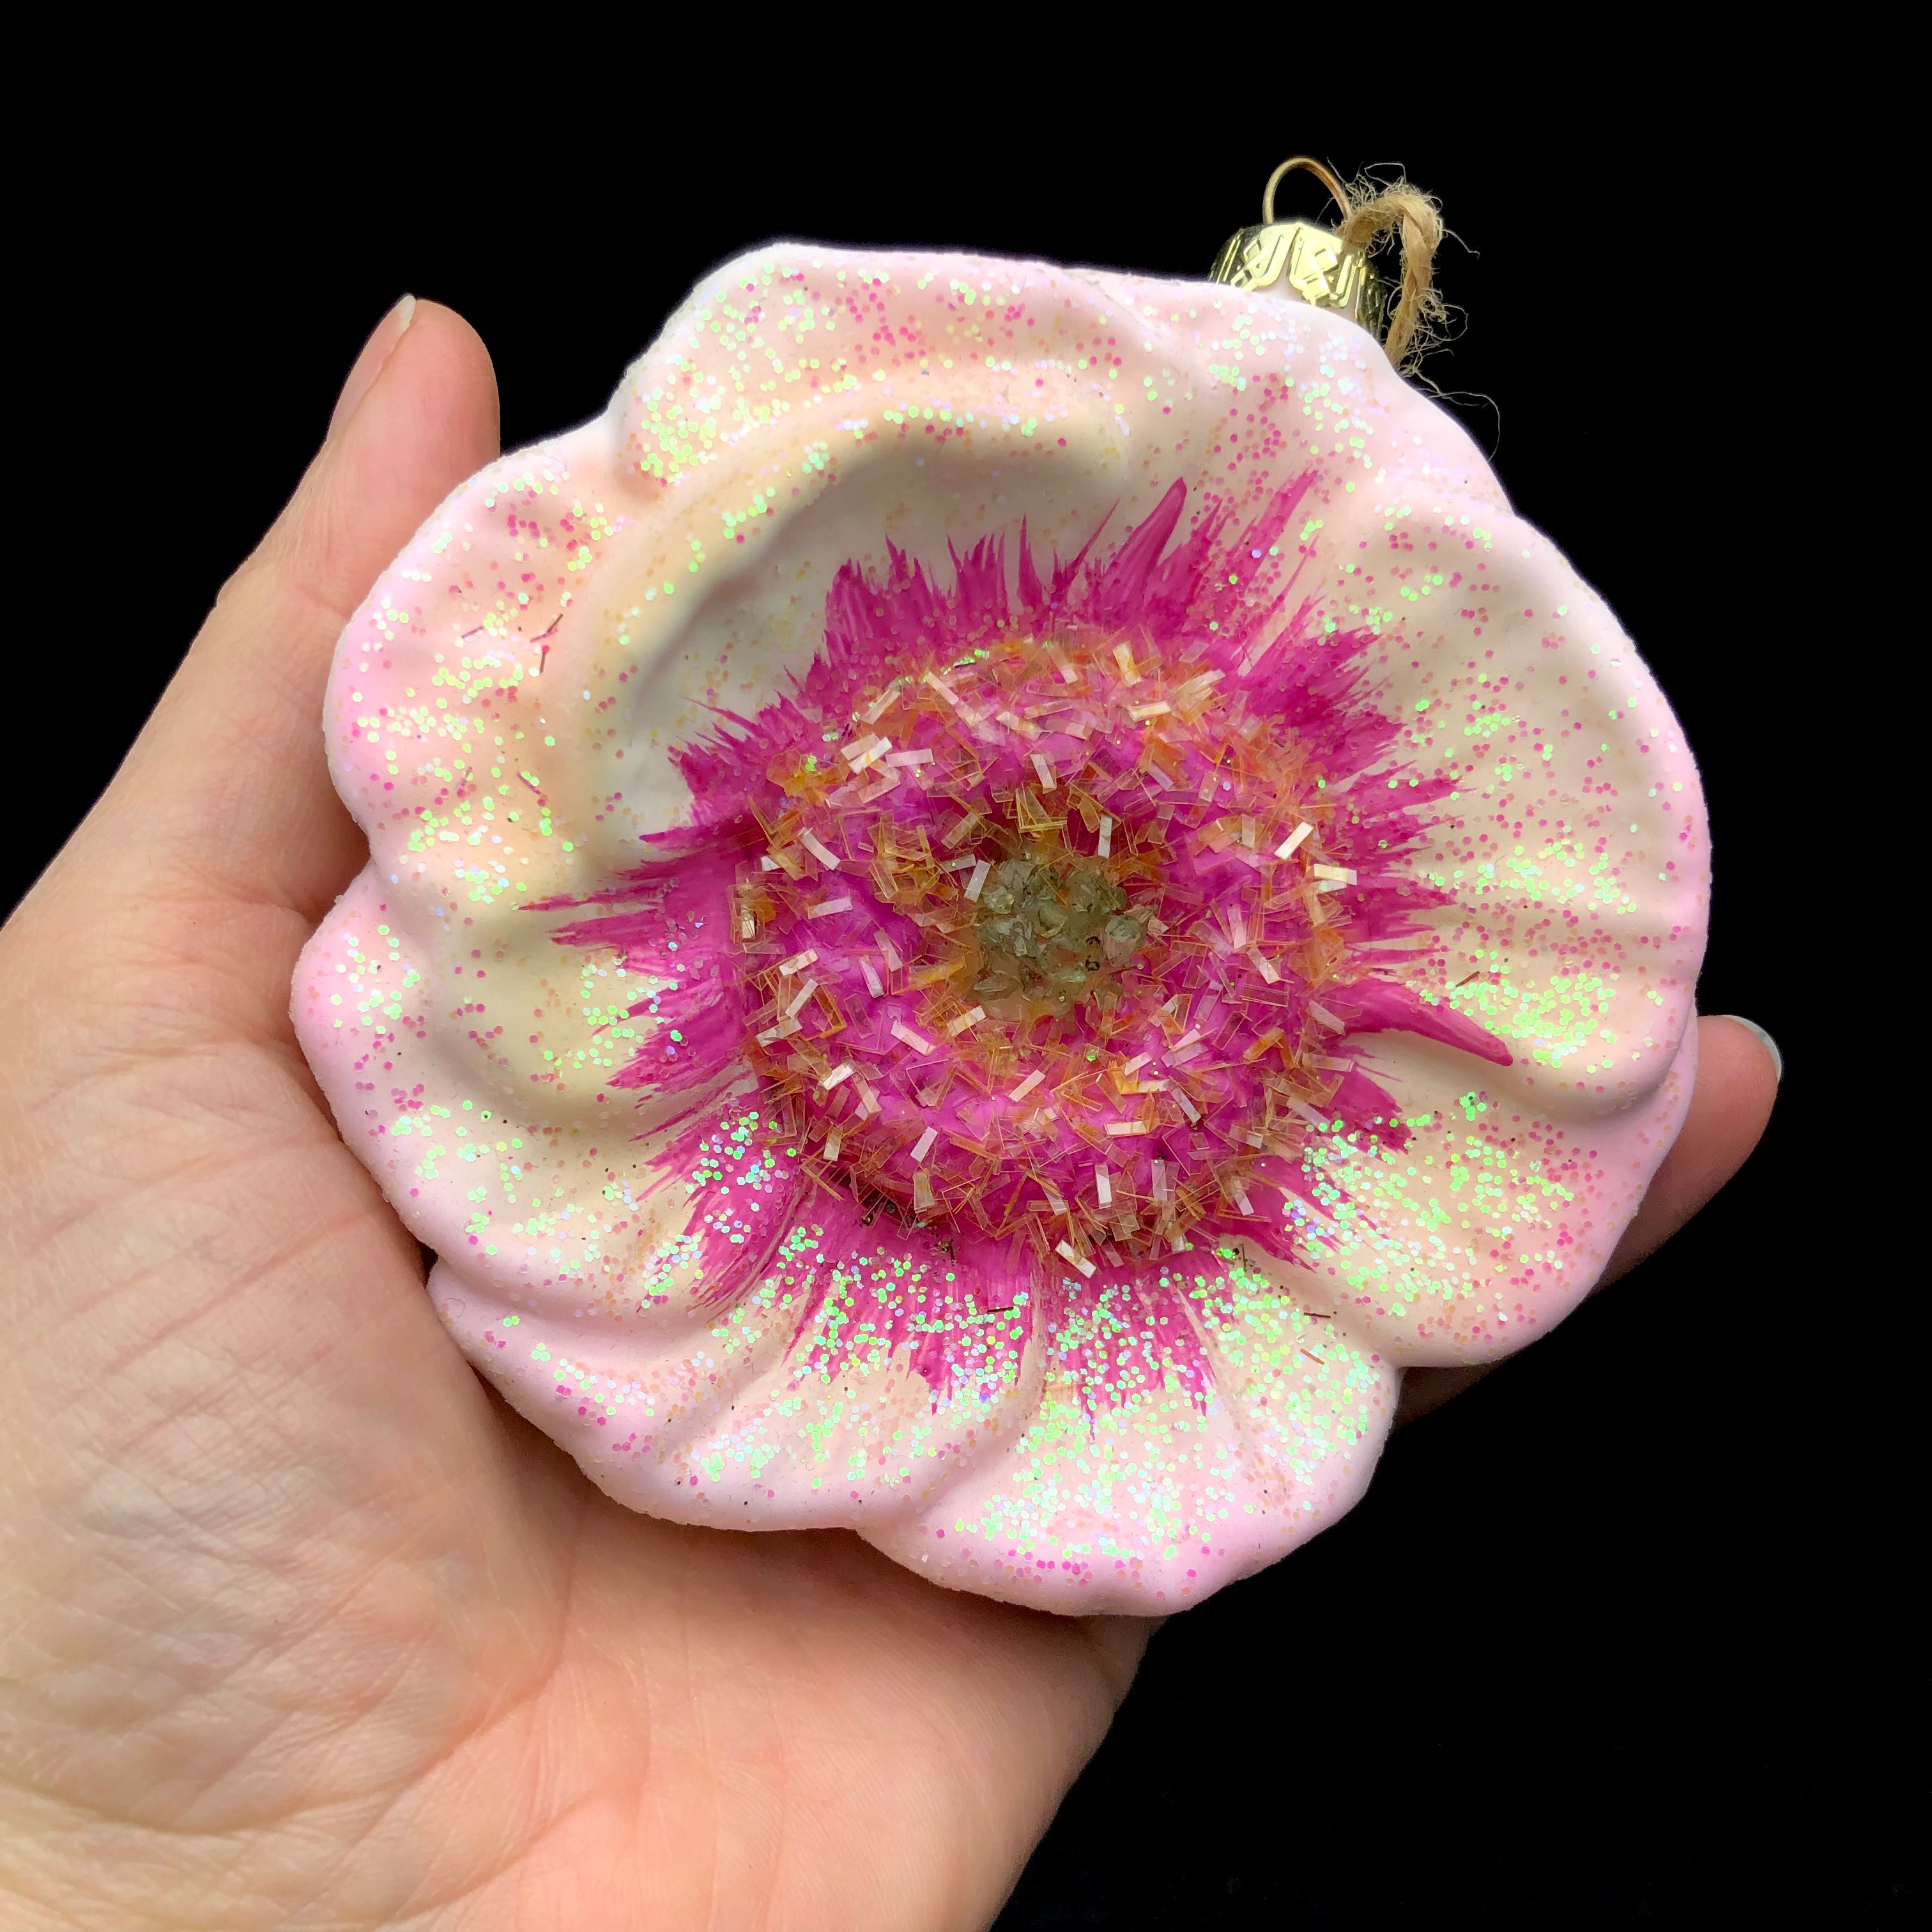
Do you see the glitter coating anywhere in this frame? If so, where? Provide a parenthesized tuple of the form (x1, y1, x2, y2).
(295, 248, 1706, 1612)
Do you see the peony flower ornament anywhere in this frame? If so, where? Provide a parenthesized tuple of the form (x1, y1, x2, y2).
(296, 236, 1705, 1612)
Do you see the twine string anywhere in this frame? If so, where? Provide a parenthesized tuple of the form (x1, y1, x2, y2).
(1336, 177, 1446, 371)
(1262, 157, 1448, 373)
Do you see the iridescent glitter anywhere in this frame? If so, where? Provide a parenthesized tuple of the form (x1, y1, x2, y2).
(296, 247, 1706, 1611)
(537, 480, 1516, 1414)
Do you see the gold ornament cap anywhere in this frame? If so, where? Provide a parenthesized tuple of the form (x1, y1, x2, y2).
(1207, 157, 1388, 341)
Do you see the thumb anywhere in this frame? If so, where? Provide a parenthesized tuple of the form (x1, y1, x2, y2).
(28, 298, 501, 938)
(254, 296, 502, 649)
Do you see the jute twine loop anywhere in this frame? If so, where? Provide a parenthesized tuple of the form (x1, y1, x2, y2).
(1337, 176, 1447, 372)
(1262, 157, 1449, 373)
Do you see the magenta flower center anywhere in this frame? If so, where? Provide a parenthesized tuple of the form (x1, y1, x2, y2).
(736, 620, 1356, 1272)
(543, 479, 1512, 1404)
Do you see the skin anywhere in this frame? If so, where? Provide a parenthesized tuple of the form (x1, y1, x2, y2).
(0, 301, 1777, 1931)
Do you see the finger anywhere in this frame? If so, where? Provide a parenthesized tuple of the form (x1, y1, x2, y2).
(40, 298, 500, 930)
(1597, 1014, 1778, 1287)
(1395, 1014, 1780, 1425)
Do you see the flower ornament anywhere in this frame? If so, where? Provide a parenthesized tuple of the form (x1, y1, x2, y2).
(296, 247, 1705, 1611)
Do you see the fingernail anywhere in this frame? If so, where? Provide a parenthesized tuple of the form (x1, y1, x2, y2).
(1717, 1015, 1782, 1084)
(328, 295, 417, 440)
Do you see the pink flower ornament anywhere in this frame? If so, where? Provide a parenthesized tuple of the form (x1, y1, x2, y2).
(296, 248, 1706, 1612)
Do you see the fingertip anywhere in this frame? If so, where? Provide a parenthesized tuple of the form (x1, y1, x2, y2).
(1711, 1013, 1781, 1089)
(1598, 1013, 1778, 1287)
(364, 296, 501, 462)
(335, 296, 501, 489)
(1695, 1014, 1781, 1146)
(273, 298, 502, 625)
(328, 293, 417, 441)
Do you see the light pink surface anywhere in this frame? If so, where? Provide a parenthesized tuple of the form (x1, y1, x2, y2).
(295, 248, 1705, 1611)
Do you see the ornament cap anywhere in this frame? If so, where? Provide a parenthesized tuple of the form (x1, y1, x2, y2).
(1208, 155, 1388, 342)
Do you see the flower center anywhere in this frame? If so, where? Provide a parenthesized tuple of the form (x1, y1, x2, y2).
(969, 855, 1147, 1018)
(541, 485, 1489, 1403)
(703, 620, 1374, 1271)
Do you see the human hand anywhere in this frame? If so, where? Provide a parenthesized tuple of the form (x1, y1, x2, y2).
(0, 300, 1777, 1930)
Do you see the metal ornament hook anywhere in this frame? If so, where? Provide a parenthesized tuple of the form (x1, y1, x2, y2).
(1208, 157, 1386, 343)
(1261, 155, 1353, 229)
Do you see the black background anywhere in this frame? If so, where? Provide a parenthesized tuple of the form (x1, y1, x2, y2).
(17, 135, 1919, 1923)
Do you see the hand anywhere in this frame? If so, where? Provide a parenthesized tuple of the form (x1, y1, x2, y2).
(0, 300, 1779, 1931)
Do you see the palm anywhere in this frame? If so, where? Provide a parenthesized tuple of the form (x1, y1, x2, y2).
(1, 965, 1137, 1931)
(0, 304, 1772, 1930)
